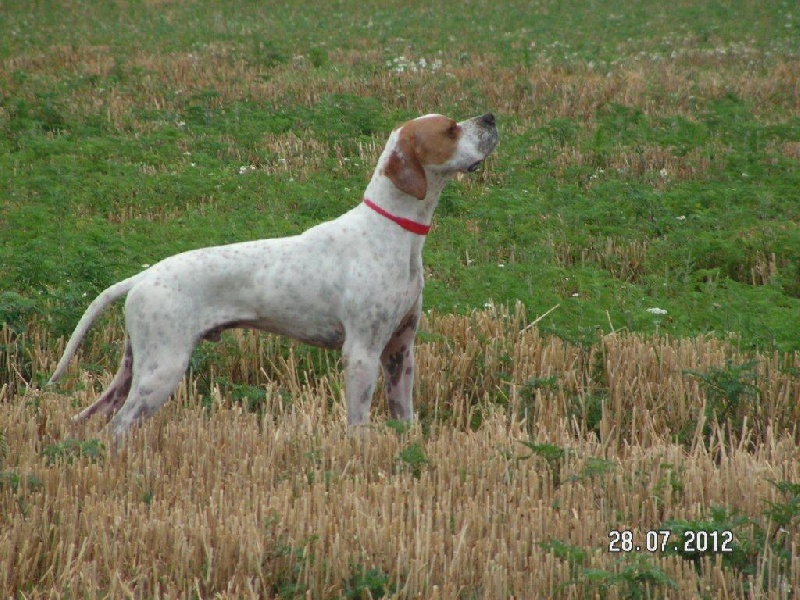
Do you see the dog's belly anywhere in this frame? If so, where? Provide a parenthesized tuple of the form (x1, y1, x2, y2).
(201, 308, 346, 350)
(248, 314, 345, 349)
(203, 318, 345, 350)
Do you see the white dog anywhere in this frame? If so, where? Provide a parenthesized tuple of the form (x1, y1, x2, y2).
(49, 113, 498, 438)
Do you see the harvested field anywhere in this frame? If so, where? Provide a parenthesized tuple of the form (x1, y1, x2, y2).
(2, 307, 798, 598)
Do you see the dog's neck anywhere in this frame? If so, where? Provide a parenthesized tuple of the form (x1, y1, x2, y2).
(363, 136, 452, 228)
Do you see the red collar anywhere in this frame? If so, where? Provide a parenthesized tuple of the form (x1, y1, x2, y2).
(363, 198, 431, 235)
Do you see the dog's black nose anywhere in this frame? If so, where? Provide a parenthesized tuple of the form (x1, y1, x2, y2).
(480, 113, 496, 127)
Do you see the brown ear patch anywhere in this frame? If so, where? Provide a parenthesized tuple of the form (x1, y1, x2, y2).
(384, 129, 427, 200)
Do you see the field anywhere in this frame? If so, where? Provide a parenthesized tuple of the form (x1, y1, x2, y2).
(1, 0, 799, 597)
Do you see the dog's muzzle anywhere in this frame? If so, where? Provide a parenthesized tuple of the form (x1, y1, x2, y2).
(465, 113, 498, 173)
(478, 112, 496, 128)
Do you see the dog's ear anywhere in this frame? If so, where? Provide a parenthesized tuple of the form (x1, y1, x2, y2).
(384, 129, 427, 200)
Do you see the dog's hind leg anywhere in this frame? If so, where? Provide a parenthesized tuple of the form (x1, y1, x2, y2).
(73, 336, 134, 423)
(106, 332, 195, 439)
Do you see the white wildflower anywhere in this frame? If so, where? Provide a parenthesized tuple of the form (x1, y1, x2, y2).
(646, 307, 668, 315)
(386, 56, 443, 73)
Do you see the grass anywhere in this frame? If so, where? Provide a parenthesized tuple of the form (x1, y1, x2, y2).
(1, 0, 799, 348)
(1, 0, 799, 597)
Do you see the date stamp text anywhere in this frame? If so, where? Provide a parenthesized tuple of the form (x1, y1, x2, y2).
(608, 530, 734, 553)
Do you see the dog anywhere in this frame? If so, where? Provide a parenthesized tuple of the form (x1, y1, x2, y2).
(49, 112, 498, 438)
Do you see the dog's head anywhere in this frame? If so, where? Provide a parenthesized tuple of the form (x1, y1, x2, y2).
(383, 113, 498, 200)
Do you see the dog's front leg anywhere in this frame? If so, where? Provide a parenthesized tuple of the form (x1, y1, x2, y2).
(342, 340, 381, 427)
(380, 307, 419, 422)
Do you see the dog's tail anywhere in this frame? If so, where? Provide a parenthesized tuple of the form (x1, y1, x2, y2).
(48, 275, 140, 384)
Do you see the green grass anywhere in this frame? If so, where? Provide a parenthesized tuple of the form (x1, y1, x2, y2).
(1, 0, 799, 350)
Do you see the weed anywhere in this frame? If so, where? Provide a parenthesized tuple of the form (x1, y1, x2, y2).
(308, 47, 328, 68)
(537, 539, 586, 577)
(516, 440, 565, 462)
(385, 419, 411, 435)
(763, 479, 800, 558)
(40, 438, 105, 466)
(514, 375, 558, 428)
(0, 471, 43, 493)
(216, 378, 269, 415)
(764, 480, 800, 528)
(684, 359, 760, 444)
(517, 440, 566, 486)
(0, 471, 19, 492)
(262, 516, 312, 598)
(651, 463, 685, 514)
(578, 556, 677, 600)
(397, 443, 429, 479)
(568, 392, 605, 438)
(343, 564, 395, 599)
(249, 39, 288, 70)
(566, 457, 616, 484)
(662, 506, 764, 577)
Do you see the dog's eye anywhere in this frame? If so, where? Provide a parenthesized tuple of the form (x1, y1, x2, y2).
(446, 123, 459, 138)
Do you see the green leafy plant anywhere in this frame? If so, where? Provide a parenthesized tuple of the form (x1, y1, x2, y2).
(578, 556, 676, 600)
(0, 471, 43, 493)
(764, 480, 800, 532)
(385, 419, 411, 435)
(343, 564, 395, 599)
(567, 457, 617, 483)
(763, 479, 800, 563)
(661, 506, 763, 576)
(538, 539, 586, 577)
(684, 359, 760, 443)
(517, 441, 566, 486)
(514, 375, 558, 429)
(397, 443, 429, 479)
(41, 438, 105, 466)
